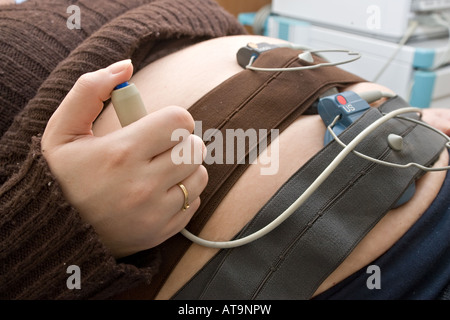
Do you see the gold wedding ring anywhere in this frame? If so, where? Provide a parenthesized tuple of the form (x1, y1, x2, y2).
(177, 183, 190, 211)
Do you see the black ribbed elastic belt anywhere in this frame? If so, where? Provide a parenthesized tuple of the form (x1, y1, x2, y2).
(173, 96, 446, 299)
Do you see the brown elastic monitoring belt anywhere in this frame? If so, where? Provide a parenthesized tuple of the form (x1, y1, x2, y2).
(116, 47, 366, 299)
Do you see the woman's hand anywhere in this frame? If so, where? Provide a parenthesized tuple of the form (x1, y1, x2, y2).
(41, 60, 208, 258)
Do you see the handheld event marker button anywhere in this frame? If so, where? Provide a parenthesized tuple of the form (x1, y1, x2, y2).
(111, 81, 148, 127)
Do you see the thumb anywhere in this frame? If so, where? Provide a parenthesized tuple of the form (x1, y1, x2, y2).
(44, 59, 133, 145)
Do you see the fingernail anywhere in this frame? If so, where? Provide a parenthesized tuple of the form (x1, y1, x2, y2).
(108, 59, 132, 74)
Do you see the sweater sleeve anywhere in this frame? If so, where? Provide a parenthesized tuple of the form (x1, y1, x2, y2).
(0, 0, 246, 300)
(0, 0, 163, 300)
(0, 0, 153, 138)
(0, 136, 160, 299)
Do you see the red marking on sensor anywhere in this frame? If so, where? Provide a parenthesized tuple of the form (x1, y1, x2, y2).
(336, 95, 347, 105)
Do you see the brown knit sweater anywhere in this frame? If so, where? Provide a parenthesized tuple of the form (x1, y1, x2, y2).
(0, 0, 246, 300)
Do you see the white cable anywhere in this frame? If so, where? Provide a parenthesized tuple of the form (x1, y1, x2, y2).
(373, 20, 419, 82)
(181, 107, 435, 249)
(328, 113, 450, 172)
(358, 90, 396, 104)
(245, 49, 362, 72)
(252, 4, 272, 36)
